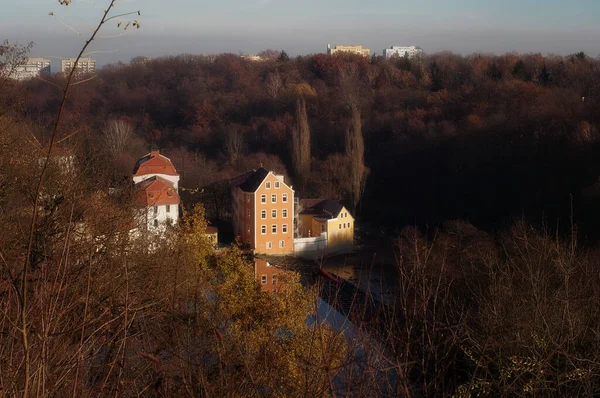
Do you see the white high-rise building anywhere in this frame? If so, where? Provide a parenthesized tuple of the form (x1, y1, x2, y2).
(384, 46, 423, 59)
(61, 57, 96, 74)
(6, 58, 51, 81)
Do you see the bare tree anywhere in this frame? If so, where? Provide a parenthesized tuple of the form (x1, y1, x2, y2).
(12, 2, 141, 395)
(292, 97, 311, 181)
(103, 118, 134, 159)
(338, 63, 361, 109)
(364, 64, 380, 88)
(265, 70, 283, 99)
(223, 124, 245, 166)
(345, 105, 368, 211)
(0, 40, 34, 81)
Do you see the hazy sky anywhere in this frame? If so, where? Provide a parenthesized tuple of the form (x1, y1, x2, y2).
(2, 0, 599, 68)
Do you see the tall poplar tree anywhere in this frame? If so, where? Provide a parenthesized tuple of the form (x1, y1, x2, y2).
(292, 96, 311, 181)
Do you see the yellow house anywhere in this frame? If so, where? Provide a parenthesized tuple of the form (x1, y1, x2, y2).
(204, 226, 218, 247)
(298, 199, 354, 254)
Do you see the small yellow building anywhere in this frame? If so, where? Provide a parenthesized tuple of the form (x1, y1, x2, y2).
(205, 226, 218, 247)
(298, 199, 354, 254)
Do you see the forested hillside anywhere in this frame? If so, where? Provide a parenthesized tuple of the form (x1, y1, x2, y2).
(5, 29, 600, 394)
(11, 50, 600, 234)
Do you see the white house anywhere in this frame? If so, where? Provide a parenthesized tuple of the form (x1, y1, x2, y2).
(132, 150, 180, 232)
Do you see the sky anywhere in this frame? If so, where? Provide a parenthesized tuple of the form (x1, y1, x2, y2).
(1, 0, 600, 69)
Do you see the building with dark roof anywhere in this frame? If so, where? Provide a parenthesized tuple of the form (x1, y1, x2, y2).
(230, 167, 355, 258)
(230, 168, 294, 255)
(297, 198, 354, 256)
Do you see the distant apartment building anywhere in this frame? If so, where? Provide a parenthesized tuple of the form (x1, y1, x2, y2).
(384, 46, 423, 59)
(241, 55, 266, 62)
(327, 44, 371, 57)
(61, 57, 96, 74)
(6, 57, 51, 81)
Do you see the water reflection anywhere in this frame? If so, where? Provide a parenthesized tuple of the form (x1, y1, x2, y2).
(254, 257, 287, 293)
(319, 252, 398, 303)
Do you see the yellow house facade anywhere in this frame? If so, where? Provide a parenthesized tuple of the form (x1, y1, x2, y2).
(204, 226, 218, 247)
(298, 199, 354, 254)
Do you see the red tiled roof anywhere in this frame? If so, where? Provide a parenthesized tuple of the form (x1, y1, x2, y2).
(133, 150, 179, 177)
(133, 176, 180, 207)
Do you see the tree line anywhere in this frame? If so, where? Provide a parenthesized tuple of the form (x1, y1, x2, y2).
(6, 48, 600, 234)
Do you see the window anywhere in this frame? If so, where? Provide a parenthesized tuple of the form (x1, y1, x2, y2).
(282, 224, 288, 233)
(282, 209, 288, 218)
(272, 275, 277, 285)
(166, 205, 171, 213)
(267, 242, 272, 249)
(279, 240, 285, 248)
(261, 225, 266, 235)
(266, 181, 271, 189)
(247, 209, 251, 219)
(153, 219, 158, 227)
(246, 194, 250, 203)
(343, 223, 346, 229)
(261, 210, 266, 219)
(339, 224, 342, 230)
(261, 275, 267, 284)
(261, 194, 266, 204)
(247, 225, 251, 233)
(271, 194, 277, 203)
(153, 206, 158, 215)
(282, 193, 288, 203)
(272, 225, 277, 234)
(271, 209, 277, 218)
(275, 181, 280, 189)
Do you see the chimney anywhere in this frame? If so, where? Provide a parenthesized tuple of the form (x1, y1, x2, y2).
(150, 143, 160, 156)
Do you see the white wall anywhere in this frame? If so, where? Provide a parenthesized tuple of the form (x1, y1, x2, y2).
(133, 174, 180, 189)
(294, 232, 328, 260)
(145, 204, 179, 232)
